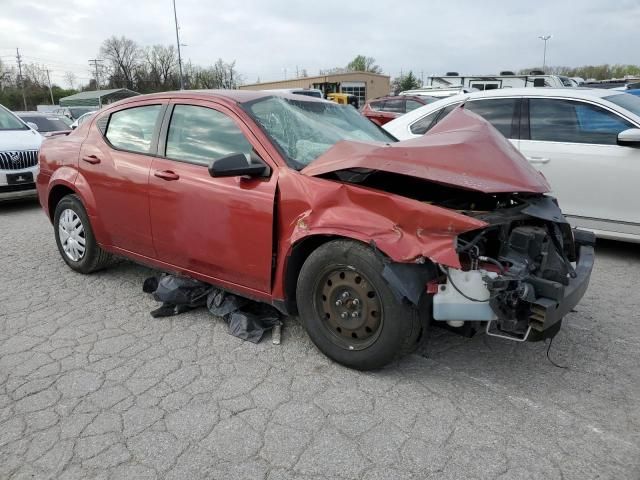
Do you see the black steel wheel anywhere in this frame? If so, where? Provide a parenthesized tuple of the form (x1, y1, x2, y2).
(297, 239, 425, 370)
(315, 267, 383, 351)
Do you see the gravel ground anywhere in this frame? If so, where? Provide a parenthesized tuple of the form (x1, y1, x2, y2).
(1, 198, 639, 480)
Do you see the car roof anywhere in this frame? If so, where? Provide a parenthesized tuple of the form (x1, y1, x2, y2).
(459, 87, 627, 100)
(384, 87, 640, 133)
(14, 111, 67, 117)
(368, 95, 426, 102)
(116, 89, 328, 106)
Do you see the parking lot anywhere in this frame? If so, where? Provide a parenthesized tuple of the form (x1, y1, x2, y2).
(0, 198, 638, 479)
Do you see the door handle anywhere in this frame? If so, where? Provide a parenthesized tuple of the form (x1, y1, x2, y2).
(526, 156, 550, 164)
(154, 170, 180, 181)
(82, 154, 101, 164)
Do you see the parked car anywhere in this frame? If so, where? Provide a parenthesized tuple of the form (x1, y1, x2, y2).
(0, 104, 42, 201)
(37, 90, 594, 369)
(15, 112, 72, 137)
(70, 111, 96, 130)
(384, 88, 640, 243)
(361, 95, 437, 126)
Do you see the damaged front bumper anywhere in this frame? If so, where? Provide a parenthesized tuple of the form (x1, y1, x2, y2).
(521, 236, 594, 337)
(431, 228, 595, 342)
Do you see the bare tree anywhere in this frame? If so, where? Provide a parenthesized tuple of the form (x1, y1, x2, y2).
(64, 71, 77, 90)
(100, 36, 140, 89)
(0, 59, 15, 89)
(23, 63, 48, 87)
(145, 45, 178, 89)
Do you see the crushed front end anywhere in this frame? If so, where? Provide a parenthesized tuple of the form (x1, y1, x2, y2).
(432, 195, 595, 341)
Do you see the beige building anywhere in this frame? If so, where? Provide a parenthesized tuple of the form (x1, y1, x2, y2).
(239, 72, 391, 105)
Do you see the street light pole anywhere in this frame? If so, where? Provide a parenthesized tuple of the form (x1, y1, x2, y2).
(538, 35, 552, 72)
(173, 0, 184, 90)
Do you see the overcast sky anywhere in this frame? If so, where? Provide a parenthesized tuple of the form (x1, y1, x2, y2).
(1, 0, 639, 88)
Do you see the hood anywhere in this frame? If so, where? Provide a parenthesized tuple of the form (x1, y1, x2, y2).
(0, 128, 43, 151)
(302, 107, 550, 194)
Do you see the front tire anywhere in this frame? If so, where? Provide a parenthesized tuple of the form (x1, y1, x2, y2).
(53, 194, 112, 274)
(296, 240, 424, 370)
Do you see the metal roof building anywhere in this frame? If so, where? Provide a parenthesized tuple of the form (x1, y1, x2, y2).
(239, 72, 391, 106)
(59, 89, 139, 107)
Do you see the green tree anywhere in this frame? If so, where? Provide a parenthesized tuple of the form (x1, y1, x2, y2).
(391, 71, 422, 93)
(346, 55, 382, 74)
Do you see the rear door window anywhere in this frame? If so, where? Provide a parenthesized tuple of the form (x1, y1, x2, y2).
(406, 99, 424, 112)
(383, 99, 404, 113)
(106, 105, 162, 154)
(368, 101, 385, 111)
(410, 102, 462, 135)
(410, 111, 440, 135)
(465, 98, 518, 137)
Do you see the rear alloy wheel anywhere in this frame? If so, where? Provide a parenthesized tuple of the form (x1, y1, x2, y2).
(53, 194, 112, 274)
(297, 240, 425, 370)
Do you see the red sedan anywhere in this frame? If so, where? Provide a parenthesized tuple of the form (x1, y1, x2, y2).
(37, 90, 594, 369)
(361, 95, 437, 126)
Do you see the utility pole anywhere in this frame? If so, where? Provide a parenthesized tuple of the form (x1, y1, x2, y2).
(88, 59, 103, 90)
(16, 48, 27, 111)
(172, 0, 184, 90)
(538, 35, 552, 72)
(45, 69, 55, 105)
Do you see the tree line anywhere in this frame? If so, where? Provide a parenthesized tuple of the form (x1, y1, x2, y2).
(519, 64, 640, 80)
(97, 36, 242, 92)
(0, 35, 243, 110)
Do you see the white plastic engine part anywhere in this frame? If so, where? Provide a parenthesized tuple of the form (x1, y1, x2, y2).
(433, 269, 498, 321)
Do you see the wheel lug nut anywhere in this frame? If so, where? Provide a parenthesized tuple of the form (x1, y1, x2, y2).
(352, 299, 360, 306)
(335, 300, 342, 306)
(341, 291, 350, 299)
(351, 312, 359, 318)
(340, 312, 348, 319)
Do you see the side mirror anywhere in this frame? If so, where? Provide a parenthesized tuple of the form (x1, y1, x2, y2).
(26, 122, 39, 131)
(617, 128, 640, 148)
(208, 152, 269, 178)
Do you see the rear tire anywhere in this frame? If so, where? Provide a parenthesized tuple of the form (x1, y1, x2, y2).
(296, 240, 425, 370)
(53, 194, 112, 274)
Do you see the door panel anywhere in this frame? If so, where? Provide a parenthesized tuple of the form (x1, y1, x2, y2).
(79, 103, 163, 256)
(148, 102, 278, 293)
(518, 140, 640, 229)
(519, 98, 640, 234)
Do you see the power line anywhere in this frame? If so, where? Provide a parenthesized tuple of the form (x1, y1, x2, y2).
(16, 48, 27, 110)
(173, 0, 184, 90)
(45, 69, 55, 105)
(88, 59, 103, 90)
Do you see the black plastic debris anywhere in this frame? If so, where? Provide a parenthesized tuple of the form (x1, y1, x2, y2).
(227, 302, 282, 344)
(143, 274, 281, 343)
(143, 275, 212, 318)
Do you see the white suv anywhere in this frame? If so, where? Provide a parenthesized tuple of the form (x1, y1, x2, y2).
(0, 104, 42, 201)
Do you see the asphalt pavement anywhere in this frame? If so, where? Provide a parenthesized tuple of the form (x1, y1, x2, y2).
(1, 198, 639, 480)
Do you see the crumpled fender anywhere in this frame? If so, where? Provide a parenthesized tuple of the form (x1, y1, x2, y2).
(273, 171, 487, 296)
